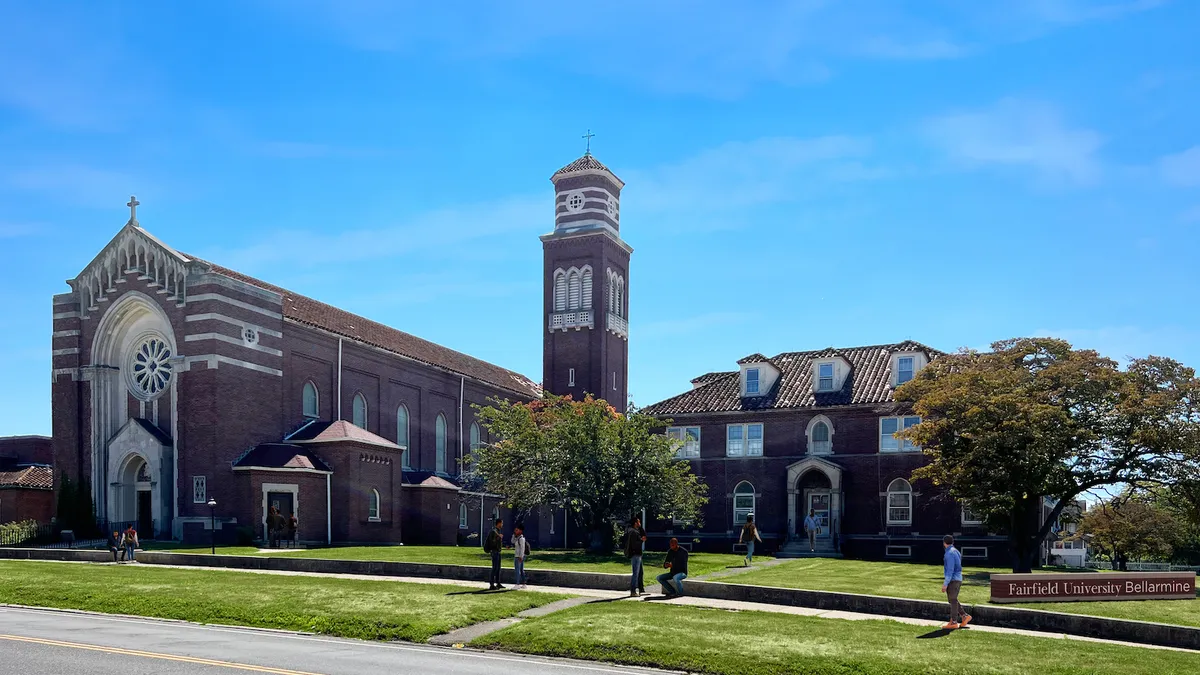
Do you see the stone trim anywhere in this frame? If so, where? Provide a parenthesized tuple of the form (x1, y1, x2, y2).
(185, 313, 283, 338)
(52, 330, 81, 338)
(184, 332, 284, 357)
(183, 354, 284, 377)
(53, 311, 81, 320)
(51, 348, 80, 356)
(188, 293, 284, 319)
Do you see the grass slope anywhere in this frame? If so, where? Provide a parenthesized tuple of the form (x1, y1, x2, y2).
(722, 558, 1200, 627)
(153, 544, 750, 578)
(474, 601, 1200, 675)
(0, 560, 566, 642)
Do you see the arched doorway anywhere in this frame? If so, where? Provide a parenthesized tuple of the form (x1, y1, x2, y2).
(117, 454, 154, 535)
(797, 470, 833, 543)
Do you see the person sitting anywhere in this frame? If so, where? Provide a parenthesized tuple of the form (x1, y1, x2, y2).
(656, 537, 689, 597)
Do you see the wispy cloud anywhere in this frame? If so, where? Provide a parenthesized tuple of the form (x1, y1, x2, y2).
(1160, 146, 1200, 187)
(7, 164, 152, 209)
(923, 98, 1105, 186)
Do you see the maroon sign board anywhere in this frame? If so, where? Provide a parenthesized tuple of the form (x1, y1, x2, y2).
(991, 571, 1197, 603)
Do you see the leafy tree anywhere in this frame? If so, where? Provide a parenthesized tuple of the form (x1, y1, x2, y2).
(471, 394, 708, 552)
(898, 338, 1200, 572)
(1079, 495, 1182, 570)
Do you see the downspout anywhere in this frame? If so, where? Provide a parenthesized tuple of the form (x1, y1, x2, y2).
(326, 472, 332, 545)
(458, 376, 465, 473)
(336, 338, 344, 420)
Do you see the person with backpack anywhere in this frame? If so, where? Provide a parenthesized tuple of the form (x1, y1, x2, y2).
(624, 516, 647, 596)
(123, 526, 139, 562)
(484, 517, 504, 590)
(511, 524, 528, 589)
(738, 514, 762, 566)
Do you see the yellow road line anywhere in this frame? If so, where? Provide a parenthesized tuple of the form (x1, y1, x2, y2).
(0, 634, 325, 674)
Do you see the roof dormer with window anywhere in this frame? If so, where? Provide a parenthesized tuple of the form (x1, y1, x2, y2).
(811, 355, 851, 394)
(890, 350, 929, 387)
(737, 354, 780, 398)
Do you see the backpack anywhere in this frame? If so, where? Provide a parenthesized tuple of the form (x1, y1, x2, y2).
(524, 539, 532, 557)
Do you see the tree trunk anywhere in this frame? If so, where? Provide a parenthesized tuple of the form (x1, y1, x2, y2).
(587, 515, 613, 553)
(1009, 497, 1041, 573)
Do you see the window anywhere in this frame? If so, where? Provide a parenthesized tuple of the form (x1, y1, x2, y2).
(568, 368, 575, 387)
(192, 476, 206, 504)
(469, 422, 481, 453)
(809, 419, 832, 455)
(1053, 540, 1065, 549)
(435, 414, 447, 474)
(880, 416, 921, 452)
(396, 404, 410, 468)
(726, 423, 763, 457)
(368, 489, 380, 522)
(897, 356, 914, 385)
(459, 503, 468, 529)
(962, 505, 983, 526)
(302, 381, 319, 418)
(352, 393, 367, 428)
(817, 363, 834, 391)
(733, 481, 755, 525)
(581, 267, 592, 309)
(612, 371, 617, 391)
(554, 270, 567, 312)
(667, 426, 701, 458)
(962, 546, 988, 559)
(567, 269, 581, 309)
(885, 545, 912, 558)
(887, 478, 913, 525)
(617, 277, 625, 318)
(745, 368, 760, 395)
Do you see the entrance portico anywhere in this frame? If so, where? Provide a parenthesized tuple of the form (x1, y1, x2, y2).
(786, 457, 843, 543)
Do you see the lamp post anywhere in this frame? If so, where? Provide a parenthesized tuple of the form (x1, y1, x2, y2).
(206, 498, 217, 555)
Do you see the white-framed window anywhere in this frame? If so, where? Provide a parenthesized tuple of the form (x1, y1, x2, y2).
(817, 362, 834, 391)
(397, 404, 410, 469)
(880, 416, 921, 452)
(745, 368, 760, 395)
(435, 414, 447, 474)
(568, 368, 575, 387)
(897, 356, 914, 385)
(886, 478, 913, 525)
(581, 267, 592, 309)
(1053, 540, 1065, 549)
(807, 416, 833, 455)
(554, 270, 567, 311)
(192, 476, 207, 504)
(352, 392, 367, 428)
(726, 423, 764, 457)
(962, 505, 983, 526)
(885, 545, 912, 558)
(667, 426, 701, 458)
(302, 381, 319, 418)
(962, 546, 988, 559)
(469, 422, 481, 453)
(568, 269, 581, 309)
(733, 481, 755, 525)
(459, 503, 468, 529)
(368, 489, 380, 522)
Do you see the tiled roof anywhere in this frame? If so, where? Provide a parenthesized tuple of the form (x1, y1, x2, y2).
(291, 420, 402, 450)
(233, 444, 332, 472)
(401, 470, 460, 489)
(690, 371, 735, 386)
(188, 256, 541, 398)
(418, 475, 459, 489)
(551, 154, 622, 183)
(133, 418, 173, 446)
(736, 353, 769, 365)
(644, 341, 941, 416)
(0, 465, 53, 490)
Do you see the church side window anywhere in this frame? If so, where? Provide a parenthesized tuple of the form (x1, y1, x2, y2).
(302, 381, 319, 418)
(459, 503, 468, 529)
(554, 270, 567, 312)
(192, 476, 207, 504)
(435, 414, 447, 474)
(397, 404, 411, 469)
(368, 489, 380, 522)
(887, 478, 913, 526)
(352, 393, 368, 429)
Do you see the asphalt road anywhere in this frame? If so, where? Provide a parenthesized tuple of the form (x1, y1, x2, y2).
(0, 606, 669, 675)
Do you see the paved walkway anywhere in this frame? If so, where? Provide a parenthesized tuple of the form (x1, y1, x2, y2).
(9, 559, 1194, 653)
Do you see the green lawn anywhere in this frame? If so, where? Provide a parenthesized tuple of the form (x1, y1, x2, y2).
(474, 601, 1200, 675)
(722, 558, 1200, 627)
(0, 560, 566, 642)
(150, 544, 751, 578)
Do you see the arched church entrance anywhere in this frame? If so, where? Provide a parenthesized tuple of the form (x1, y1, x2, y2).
(117, 455, 154, 535)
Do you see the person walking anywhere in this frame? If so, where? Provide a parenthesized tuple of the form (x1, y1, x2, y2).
(656, 537, 689, 597)
(287, 514, 298, 548)
(511, 524, 528, 589)
(123, 526, 138, 562)
(485, 517, 504, 590)
(941, 535, 972, 629)
(107, 531, 121, 563)
(803, 509, 820, 552)
(738, 514, 762, 567)
(624, 516, 647, 596)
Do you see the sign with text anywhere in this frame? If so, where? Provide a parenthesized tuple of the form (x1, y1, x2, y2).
(991, 572, 1197, 603)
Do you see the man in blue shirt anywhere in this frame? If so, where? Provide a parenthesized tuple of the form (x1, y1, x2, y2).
(941, 535, 971, 629)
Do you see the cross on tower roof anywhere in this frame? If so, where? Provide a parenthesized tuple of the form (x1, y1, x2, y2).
(127, 195, 140, 224)
(582, 129, 595, 156)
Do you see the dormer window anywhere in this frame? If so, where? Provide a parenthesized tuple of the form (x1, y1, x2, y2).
(891, 352, 927, 387)
(897, 357, 914, 384)
(745, 368, 760, 395)
(817, 363, 834, 391)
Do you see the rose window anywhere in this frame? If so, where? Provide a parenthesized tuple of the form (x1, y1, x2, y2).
(130, 337, 173, 398)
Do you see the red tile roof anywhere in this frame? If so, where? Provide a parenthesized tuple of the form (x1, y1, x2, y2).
(233, 444, 332, 472)
(188, 257, 541, 398)
(644, 341, 941, 416)
(418, 475, 460, 489)
(0, 465, 53, 490)
(295, 420, 402, 450)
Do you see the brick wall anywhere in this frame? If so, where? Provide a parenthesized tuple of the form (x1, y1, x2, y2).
(0, 488, 54, 524)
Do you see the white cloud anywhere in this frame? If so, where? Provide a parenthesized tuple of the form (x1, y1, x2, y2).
(1160, 146, 1200, 187)
(923, 98, 1105, 185)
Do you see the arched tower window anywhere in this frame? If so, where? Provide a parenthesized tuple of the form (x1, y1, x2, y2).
(567, 269, 581, 309)
(887, 478, 913, 526)
(352, 393, 367, 428)
(733, 481, 755, 525)
(397, 404, 410, 468)
(554, 270, 567, 312)
(302, 381, 319, 419)
(581, 267, 593, 309)
(617, 276, 625, 318)
(435, 414, 447, 474)
(608, 270, 616, 314)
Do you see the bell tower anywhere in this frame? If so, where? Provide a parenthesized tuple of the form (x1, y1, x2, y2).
(540, 149, 631, 412)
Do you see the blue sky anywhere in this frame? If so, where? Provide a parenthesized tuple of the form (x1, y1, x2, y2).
(2, 1, 1199, 436)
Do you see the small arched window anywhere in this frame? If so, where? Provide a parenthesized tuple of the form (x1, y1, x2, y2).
(554, 270, 567, 312)
(567, 269, 581, 309)
(581, 267, 593, 309)
(887, 478, 913, 526)
(435, 413, 447, 474)
(368, 489, 380, 522)
(733, 481, 755, 525)
(608, 270, 616, 314)
(807, 415, 833, 455)
(469, 422, 481, 452)
(302, 381, 319, 418)
(459, 502, 468, 529)
(616, 276, 625, 318)
(352, 393, 367, 428)
(397, 404, 410, 468)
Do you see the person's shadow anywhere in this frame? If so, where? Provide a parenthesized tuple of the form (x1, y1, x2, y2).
(916, 628, 955, 639)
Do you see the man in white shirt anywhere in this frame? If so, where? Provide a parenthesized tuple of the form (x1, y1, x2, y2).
(512, 524, 528, 589)
(803, 509, 820, 552)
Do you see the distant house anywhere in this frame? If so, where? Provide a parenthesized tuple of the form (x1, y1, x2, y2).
(0, 435, 54, 525)
(1042, 497, 1089, 567)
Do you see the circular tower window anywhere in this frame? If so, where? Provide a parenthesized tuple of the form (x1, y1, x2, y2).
(566, 191, 585, 212)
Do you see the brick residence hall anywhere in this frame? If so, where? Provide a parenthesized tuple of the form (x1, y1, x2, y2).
(39, 150, 1004, 562)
